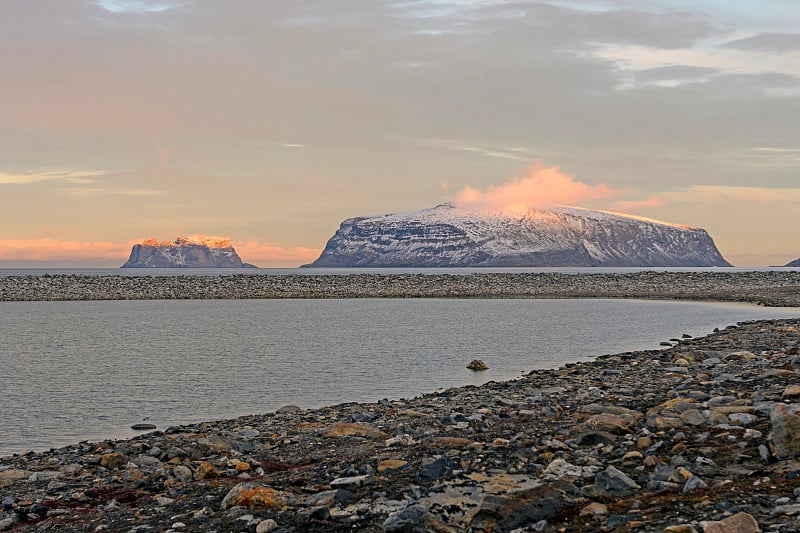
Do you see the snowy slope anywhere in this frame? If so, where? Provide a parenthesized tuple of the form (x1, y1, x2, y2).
(306, 204, 731, 267)
(122, 237, 250, 268)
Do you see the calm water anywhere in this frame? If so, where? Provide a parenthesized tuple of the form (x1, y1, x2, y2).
(1, 298, 798, 456)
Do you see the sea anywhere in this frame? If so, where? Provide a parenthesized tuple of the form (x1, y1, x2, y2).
(1, 267, 799, 456)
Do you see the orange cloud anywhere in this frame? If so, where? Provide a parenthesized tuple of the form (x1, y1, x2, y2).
(0, 239, 132, 263)
(454, 165, 620, 213)
(232, 241, 321, 267)
(0, 238, 321, 267)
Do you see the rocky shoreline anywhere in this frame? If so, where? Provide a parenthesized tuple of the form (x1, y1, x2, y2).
(1, 271, 800, 306)
(2, 317, 800, 532)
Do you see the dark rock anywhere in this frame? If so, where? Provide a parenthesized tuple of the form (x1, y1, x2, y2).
(383, 504, 433, 533)
(417, 457, 456, 482)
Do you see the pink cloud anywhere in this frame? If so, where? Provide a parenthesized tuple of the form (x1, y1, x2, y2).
(0, 239, 134, 263)
(232, 241, 321, 267)
(454, 165, 621, 213)
(0, 238, 321, 267)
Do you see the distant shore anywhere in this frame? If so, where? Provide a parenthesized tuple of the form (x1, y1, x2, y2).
(1, 271, 799, 306)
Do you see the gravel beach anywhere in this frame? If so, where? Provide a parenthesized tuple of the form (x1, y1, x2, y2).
(1, 271, 799, 306)
(2, 272, 800, 532)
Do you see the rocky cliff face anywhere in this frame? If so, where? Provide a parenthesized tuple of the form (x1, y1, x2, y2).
(306, 204, 731, 268)
(122, 237, 255, 268)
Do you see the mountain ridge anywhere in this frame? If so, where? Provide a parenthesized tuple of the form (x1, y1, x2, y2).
(306, 204, 731, 268)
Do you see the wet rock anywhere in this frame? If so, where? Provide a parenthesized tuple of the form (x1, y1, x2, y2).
(467, 359, 489, 371)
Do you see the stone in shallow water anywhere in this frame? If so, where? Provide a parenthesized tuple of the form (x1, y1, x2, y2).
(467, 359, 489, 371)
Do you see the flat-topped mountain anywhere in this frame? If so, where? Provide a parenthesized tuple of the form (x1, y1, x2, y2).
(306, 204, 731, 268)
(786, 258, 800, 267)
(122, 237, 256, 268)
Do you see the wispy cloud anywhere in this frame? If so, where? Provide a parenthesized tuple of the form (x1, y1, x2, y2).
(0, 169, 109, 185)
(420, 138, 536, 161)
(96, 1, 183, 14)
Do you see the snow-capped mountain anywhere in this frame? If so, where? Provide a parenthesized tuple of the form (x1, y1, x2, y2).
(306, 204, 731, 267)
(122, 237, 256, 268)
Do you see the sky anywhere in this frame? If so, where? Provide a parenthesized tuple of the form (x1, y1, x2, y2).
(1, 0, 798, 267)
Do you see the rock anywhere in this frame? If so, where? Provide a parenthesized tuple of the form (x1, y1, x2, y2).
(683, 475, 708, 493)
(580, 501, 608, 516)
(542, 458, 582, 480)
(664, 526, 699, 533)
(255, 519, 279, 533)
(417, 457, 456, 482)
(586, 466, 640, 497)
(771, 503, 800, 515)
(172, 464, 193, 482)
(194, 461, 219, 480)
(276, 405, 303, 414)
(330, 475, 369, 490)
(378, 459, 408, 473)
(783, 385, 800, 399)
(770, 403, 800, 458)
(680, 409, 707, 426)
(220, 483, 288, 510)
(580, 413, 630, 434)
(322, 422, 389, 439)
(100, 452, 127, 470)
(131, 423, 157, 430)
(701, 511, 759, 533)
(383, 504, 433, 533)
(422, 437, 472, 449)
(467, 359, 489, 371)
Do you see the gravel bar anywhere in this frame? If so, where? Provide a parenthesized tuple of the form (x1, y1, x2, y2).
(1, 271, 800, 306)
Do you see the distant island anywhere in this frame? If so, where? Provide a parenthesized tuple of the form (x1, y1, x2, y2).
(786, 258, 800, 267)
(122, 237, 257, 268)
(306, 204, 732, 268)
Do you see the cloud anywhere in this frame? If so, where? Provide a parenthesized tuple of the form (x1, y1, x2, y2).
(0, 169, 108, 185)
(96, 1, 182, 14)
(453, 165, 620, 213)
(0, 239, 132, 262)
(722, 32, 800, 53)
(232, 241, 322, 267)
(0, 238, 322, 267)
(659, 185, 800, 204)
(611, 196, 665, 212)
